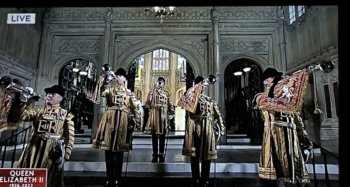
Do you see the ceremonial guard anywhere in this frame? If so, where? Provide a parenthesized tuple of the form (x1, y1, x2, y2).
(9, 84, 75, 187)
(179, 75, 225, 187)
(254, 67, 313, 186)
(143, 77, 174, 163)
(92, 67, 141, 187)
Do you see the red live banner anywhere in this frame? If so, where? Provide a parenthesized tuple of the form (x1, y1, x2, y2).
(0, 168, 47, 187)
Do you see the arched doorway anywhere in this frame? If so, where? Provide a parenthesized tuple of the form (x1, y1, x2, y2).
(224, 58, 264, 144)
(59, 58, 97, 143)
(127, 49, 194, 132)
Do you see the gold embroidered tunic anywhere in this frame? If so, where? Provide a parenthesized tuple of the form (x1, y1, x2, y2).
(9, 101, 74, 187)
(255, 92, 311, 184)
(143, 88, 172, 135)
(14, 103, 74, 168)
(92, 81, 140, 152)
(182, 93, 225, 160)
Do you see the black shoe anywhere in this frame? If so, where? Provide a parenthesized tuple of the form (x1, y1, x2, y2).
(159, 155, 165, 162)
(192, 179, 200, 187)
(104, 181, 116, 187)
(151, 156, 158, 163)
(115, 179, 121, 187)
(104, 181, 109, 187)
(201, 181, 209, 187)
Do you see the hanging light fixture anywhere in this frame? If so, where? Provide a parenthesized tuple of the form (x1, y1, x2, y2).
(145, 6, 175, 23)
(243, 67, 251, 72)
(234, 71, 243, 76)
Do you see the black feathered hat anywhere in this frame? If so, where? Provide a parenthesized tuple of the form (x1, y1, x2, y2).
(194, 76, 204, 84)
(262, 67, 283, 81)
(44, 85, 65, 97)
(115, 68, 127, 77)
(157, 77, 165, 83)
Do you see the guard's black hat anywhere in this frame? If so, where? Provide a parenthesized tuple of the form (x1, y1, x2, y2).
(194, 76, 204, 84)
(262, 67, 283, 81)
(157, 77, 165, 83)
(44, 85, 65, 97)
(115, 68, 127, 77)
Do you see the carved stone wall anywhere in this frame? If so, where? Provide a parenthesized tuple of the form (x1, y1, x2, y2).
(221, 39, 269, 54)
(47, 8, 108, 22)
(220, 37, 272, 72)
(0, 8, 45, 72)
(0, 50, 36, 86)
(54, 36, 102, 55)
(284, 6, 338, 153)
(286, 6, 338, 69)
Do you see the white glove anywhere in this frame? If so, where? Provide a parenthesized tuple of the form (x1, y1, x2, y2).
(25, 87, 34, 95)
(303, 149, 313, 163)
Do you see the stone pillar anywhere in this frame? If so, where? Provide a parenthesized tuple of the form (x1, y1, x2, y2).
(103, 8, 112, 68)
(36, 11, 50, 102)
(211, 7, 220, 102)
(169, 52, 178, 105)
(211, 7, 226, 144)
(143, 53, 152, 103)
(278, 7, 287, 72)
(92, 8, 113, 140)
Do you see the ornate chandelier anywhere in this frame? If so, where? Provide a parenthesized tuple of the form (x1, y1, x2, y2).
(145, 6, 175, 23)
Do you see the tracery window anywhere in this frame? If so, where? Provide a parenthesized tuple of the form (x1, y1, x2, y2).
(152, 49, 169, 71)
(288, 5, 306, 24)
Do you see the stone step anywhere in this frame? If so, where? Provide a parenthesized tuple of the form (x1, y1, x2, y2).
(62, 162, 339, 175)
(64, 173, 339, 187)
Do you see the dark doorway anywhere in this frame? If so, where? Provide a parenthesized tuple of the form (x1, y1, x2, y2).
(59, 59, 97, 143)
(224, 58, 264, 144)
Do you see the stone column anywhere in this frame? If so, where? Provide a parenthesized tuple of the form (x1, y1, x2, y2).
(103, 7, 112, 68)
(169, 52, 178, 105)
(35, 10, 51, 107)
(144, 53, 152, 103)
(211, 7, 220, 102)
(278, 7, 287, 72)
(211, 7, 226, 144)
(92, 8, 113, 140)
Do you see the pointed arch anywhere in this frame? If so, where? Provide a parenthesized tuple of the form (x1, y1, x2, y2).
(51, 55, 97, 82)
(115, 39, 206, 77)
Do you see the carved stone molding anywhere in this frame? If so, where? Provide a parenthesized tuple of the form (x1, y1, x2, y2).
(211, 8, 219, 24)
(46, 7, 278, 23)
(113, 23, 212, 29)
(216, 7, 278, 21)
(47, 8, 108, 22)
(221, 39, 268, 54)
(47, 24, 105, 30)
(117, 39, 145, 56)
(55, 39, 102, 54)
(113, 8, 211, 21)
(190, 41, 205, 56)
(220, 22, 279, 28)
(175, 39, 205, 56)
